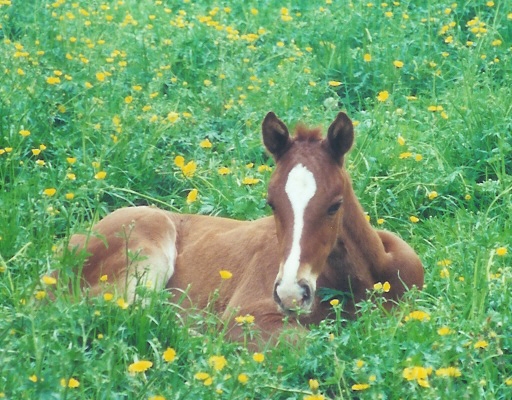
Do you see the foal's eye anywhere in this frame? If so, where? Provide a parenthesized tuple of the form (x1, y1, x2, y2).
(327, 201, 342, 216)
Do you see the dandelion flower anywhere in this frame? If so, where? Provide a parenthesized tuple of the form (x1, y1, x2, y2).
(474, 340, 488, 349)
(428, 191, 438, 200)
(128, 360, 153, 373)
(104, 293, 114, 301)
(219, 270, 232, 280)
(208, 355, 227, 371)
(436, 367, 461, 377)
(330, 299, 339, 306)
(199, 138, 212, 148)
(42, 275, 57, 285)
(377, 90, 389, 102)
(309, 379, 319, 391)
(352, 383, 370, 391)
(186, 189, 198, 204)
(43, 188, 57, 197)
(328, 80, 342, 87)
(404, 310, 430, 322)
(363, 53, 372, 62)
(218, 167, 231, 175)
(181, 161, 196, 178)
(238, 373, 249, 384)
(60, 378, 80, 388)
(116, 298, 129, 309)
(409, 216, 419, 223)
(437, 326, 453, 336)
(28, 375, 38, 383)
(393, 60, 404, 68)
(46, 76, 61, 85)
(95, 171, 107, 180)
(252, 352, 265, 363)
(495, 247, 507, 256)
(163, 347, 176, 363)
(397, 136, 405, 146)
(242, 177, 260, 185)
(20, 129, 31, 137)
(35, 291, 46, 300)
(382, 281, 391, 292)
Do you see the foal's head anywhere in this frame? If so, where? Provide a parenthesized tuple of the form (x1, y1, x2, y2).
(262, 112, 354, 314)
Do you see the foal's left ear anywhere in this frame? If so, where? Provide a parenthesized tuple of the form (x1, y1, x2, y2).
(324, 112, 354, 164)
(262, 112, 292, 160)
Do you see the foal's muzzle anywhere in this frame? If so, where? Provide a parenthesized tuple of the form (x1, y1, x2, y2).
(273, 278, 314, 314)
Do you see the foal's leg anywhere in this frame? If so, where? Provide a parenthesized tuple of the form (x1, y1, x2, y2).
(376, 230, 424, 298)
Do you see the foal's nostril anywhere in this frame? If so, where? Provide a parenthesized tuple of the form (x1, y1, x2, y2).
(299, 282, 312, 303)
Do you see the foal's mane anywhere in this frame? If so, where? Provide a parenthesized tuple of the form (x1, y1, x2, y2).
(294, 125, 323, 142)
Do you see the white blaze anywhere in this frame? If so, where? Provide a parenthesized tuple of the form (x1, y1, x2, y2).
(278, 163, 317, 297)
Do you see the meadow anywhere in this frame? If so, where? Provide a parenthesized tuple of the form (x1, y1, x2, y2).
(0, 0, 511, 398)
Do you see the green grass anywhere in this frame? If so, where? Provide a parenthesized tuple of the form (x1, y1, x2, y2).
(1, 0, 511, 398)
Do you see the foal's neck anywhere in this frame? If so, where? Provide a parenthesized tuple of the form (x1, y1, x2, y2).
(338, 169, 387, 267)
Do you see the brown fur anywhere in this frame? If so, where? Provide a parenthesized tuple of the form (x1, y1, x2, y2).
(62, 112, 424, 343)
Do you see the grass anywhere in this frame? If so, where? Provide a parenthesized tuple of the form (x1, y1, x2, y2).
(0, 0, 511, 398)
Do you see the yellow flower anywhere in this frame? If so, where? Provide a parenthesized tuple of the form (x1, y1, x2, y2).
(66, 157, 77, 164)
(252, 352, 265, 363)
(128, 360, 153, 373)
(329, 299, 339, 306)
(163, 347, 176, 363)
(208, 355, 227, 371)
(474, 340, 488, 349)
(415, 154, 423, 162)
(397, 136, 405, 146)
(435, 367, 461, 377)
(242, 177, 260, 185)
(95, 171, 107, 180)
(124, 95, 133, 104)
(238, 373, 249, 384)
(104, 292, 114, 301)
(46, 76, 61, 85)
(35, 290, 46, 300)
(19, 129, 31, 137)
(43, 188, 57, 197)
(404, 310, 430, 322)
(409, 216, 419, 223)
(28, 375, 38, 383)
(328, 80, 342, 87)
(235, 314, 255, 324)
(505, 377, 512, 386)
(65, 192, 75, 200)
(377, 218, 385, 225)
(495, 247, 507, 256)
(219, 270, 232, 280)
(257, 165, 272, 173)
(363, 53, 372, 62)
(437, 326, 453, 336)
(352, 383, 370, 391)
(42, 275, 57, 285)
(194, 372, 210, 381)
(428, 191, 438, 200)
(304, 395, 325, 400)
(181, 161, 196, 178)
(377, 90, 389, 102)
(167, 111, 180, 123)
(437, 259, 452, 267)
(218, 167, 231, 175)
(96, 72, 106, 81)
(402, 366, 432, 387)
(203, 79, 212, 86)
(60, 378, 80, 388)
(199, 138, 212, 148)
(309, 379, 319, 391)
(174, 155, 185, 168)
(116, 298, 129, 309)
(186, 189, 198, 204)
(440, 268, 450, 278)
(382, 281, 391, 292)
(393, 60, 404, 68)
(32, 148, 41, 156)
(148, 396, 166, 400)
(399, 152, 413, 159)
(100, 274, 108, 282)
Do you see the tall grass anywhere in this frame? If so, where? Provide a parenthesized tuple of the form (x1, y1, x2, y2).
(0, 0, 511, 398)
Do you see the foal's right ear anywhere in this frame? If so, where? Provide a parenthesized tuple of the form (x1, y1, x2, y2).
(262, 112, 291, 159)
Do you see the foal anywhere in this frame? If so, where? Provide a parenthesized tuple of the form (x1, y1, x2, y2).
(64, 112, 423, 339)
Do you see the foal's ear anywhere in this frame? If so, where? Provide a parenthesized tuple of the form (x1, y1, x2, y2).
(262, 112, 291, 159)
(324, 112, 354, 164)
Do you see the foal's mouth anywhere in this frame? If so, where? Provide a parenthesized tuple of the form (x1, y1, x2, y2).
(273, 280, 314, 315)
